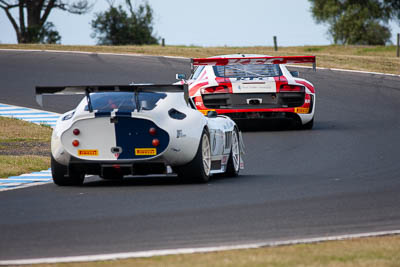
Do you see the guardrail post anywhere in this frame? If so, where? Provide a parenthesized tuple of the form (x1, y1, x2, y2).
(273, 36, 278, 51)
(397, 33, 399, 57)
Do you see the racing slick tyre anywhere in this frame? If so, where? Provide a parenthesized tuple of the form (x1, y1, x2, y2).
(174, 129, 211, 183)
(299, 118, 314, 130)
(51, 155, 84, 186)
(224, 128, 240, 177)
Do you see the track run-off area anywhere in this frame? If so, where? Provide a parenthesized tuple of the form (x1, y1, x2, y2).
(1, 49, 400, 263)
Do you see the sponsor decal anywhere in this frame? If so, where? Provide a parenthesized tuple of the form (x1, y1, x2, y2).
(221, 155, 228, 164)
(135, 148, 157, 156)
(295, 107, 310, 114)
(176, 130, 186, 138)
(78, 149, 98, 156)
(114, 153, 120, 159)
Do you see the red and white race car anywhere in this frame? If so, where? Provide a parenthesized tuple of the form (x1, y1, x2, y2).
(178, 54, 316, 129)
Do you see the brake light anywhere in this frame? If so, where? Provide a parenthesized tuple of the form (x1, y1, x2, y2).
(152, 139, 160, 147)
(72, 140, 79, 147)
(149, 127, 157, 136)
(113, 164, 121, 169)
(73, 129, 80, 135)
(201, 85, 229, 94)
(280, 84, 304, 92)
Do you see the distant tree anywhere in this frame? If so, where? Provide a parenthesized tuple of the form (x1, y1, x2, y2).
(37, 21, 61, 44)
(308, 0, 400, 45)
(0, 1, 92, 44)
(91, 0, 158, 45)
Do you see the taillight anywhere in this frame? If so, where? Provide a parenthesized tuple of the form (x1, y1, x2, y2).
(73, 128, 80, 135)
(280, 84, 304, 92)
(149, 127, 157, 136)
(152, 139, 160, 147)
(72, 140, 79, 147)
(113, 164, 121, 169)
(201, 85, 229, 94)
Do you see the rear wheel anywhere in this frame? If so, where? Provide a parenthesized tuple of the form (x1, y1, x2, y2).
(51, 155, 84, 186)
(175, 129, 211, 183)
(224, 128, 240, 177)
(299, 118, 314, 130)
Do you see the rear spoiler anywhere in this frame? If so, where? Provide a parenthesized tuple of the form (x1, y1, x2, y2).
(192, 56, 316, 71)
(35, 84, 189, 108)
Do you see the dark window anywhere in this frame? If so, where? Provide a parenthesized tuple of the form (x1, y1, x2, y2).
(191, 66, 205, 80)
(138, 92, 167, 110)
(213, 64, 281, 78)
(89, 92, 166, 112)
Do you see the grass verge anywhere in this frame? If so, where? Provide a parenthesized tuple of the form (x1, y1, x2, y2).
(20, 235, 400, 267)
(1, 44, 400, 75)
(0, 155, 50, 178)
(0, 117, 51, 178)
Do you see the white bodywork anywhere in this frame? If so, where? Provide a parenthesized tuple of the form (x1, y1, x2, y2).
(52, 91, 243, 175)
(187, 54, 316, 126)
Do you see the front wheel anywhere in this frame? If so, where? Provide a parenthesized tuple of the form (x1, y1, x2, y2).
(51, 155, 84, 186)
(174, 129, 211, 183)
(224, 128, 240, 177)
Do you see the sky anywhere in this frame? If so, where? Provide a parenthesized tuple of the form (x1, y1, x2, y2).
(1, 0, 400, 46)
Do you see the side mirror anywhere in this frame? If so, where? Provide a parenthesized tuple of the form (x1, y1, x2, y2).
(290, 71, 299, 77)
(176, 73, 186, 80)
(207, 110, 218, 118)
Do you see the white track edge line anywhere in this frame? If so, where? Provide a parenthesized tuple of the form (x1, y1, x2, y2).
(1, 229, 400, 265)
(0, 103, 57, 192)
(1, 48, 399, 77)
(0, 181, 52, 192)
(0, 48, 187, 60)
(286, 64, 400, 77)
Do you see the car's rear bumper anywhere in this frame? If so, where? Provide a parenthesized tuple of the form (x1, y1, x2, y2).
(201, 92, 306, 109)
(68, 157, 169, 177)
(214, 110, 316, 130)
(222, 111, 300, 120)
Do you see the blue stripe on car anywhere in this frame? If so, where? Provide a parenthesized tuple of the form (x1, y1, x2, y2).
(114, 117, 169, 160)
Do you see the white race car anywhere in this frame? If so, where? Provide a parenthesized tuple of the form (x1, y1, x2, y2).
(178, 54, 316, 129)
(36, 84, 244, 186)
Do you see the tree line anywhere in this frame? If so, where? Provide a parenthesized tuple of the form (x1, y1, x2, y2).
(0, 0, 158, 45)
(308, 0, 400, 45)
(1, 0, 400, 45)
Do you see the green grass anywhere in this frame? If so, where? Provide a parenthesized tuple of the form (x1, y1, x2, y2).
(1, 44, 399, 74)
(0, 117, 51, 178)
(23, 235, 400, 267)
(303, 46, 326, 52)
(0, 155, 50, 178)
(0, 116, 52, 143)
(355, 46, 397, 55)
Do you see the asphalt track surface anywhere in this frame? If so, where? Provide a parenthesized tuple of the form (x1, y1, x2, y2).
(1, 50, 400, 261)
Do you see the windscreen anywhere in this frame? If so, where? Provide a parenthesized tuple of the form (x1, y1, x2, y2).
(213, 64, 281, 78)
(88, 92, 167, 112)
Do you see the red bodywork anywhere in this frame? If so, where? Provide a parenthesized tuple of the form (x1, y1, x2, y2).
(188, 56, 316, 120)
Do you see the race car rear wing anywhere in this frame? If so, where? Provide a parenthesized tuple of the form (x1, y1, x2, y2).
(35, 84, 189, 110)
(192, 56, 316, 71)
